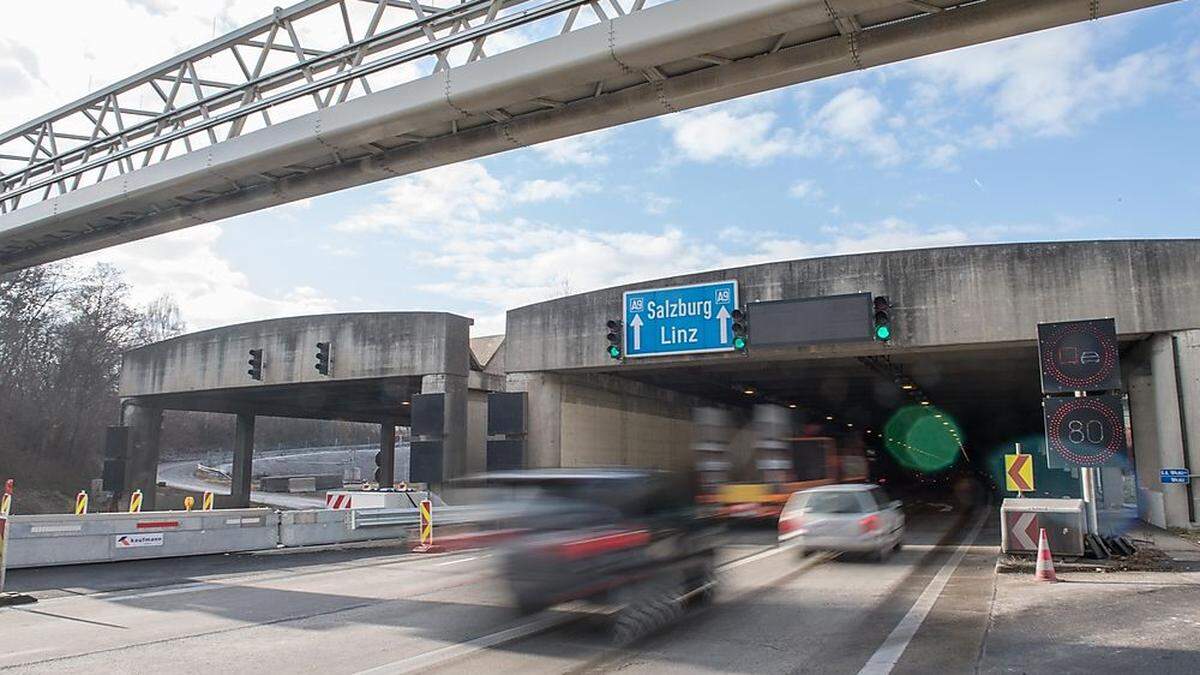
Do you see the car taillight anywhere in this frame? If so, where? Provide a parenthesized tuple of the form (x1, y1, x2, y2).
(859, 514, 881, 534)
(553, 529, 650, 560)
(779, 513, 803, 535)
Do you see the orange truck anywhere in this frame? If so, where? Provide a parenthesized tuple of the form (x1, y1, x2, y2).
(705, 436, 869, 520)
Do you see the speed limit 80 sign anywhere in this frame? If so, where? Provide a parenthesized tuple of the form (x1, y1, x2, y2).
(1043, 395, 1128, 467)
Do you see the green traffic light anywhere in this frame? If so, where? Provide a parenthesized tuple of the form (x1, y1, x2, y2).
(733, 336, 747, 350)
(875, 325, 891, 341)
(607, 345, 621, 359)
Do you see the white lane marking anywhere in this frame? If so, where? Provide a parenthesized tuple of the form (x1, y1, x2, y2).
(720, 543, 794, 571)
(355, 612, 572, 675)
(857, 510, 989, 675)
(435, 556, 478, 567)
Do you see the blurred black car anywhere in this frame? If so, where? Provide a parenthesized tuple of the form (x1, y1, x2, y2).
(452, 468, 721, 643)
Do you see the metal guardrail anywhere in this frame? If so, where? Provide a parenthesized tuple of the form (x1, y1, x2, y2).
(351, 505, 487, 529)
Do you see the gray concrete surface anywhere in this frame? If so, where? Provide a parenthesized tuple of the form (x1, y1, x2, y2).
(506, 241, 1200, 372)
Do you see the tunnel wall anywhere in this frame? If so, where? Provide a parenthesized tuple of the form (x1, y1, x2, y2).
(505, 240, 1200, 372)
(506, 372, 711, 472)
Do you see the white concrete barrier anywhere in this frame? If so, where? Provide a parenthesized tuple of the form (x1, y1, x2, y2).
(6, 509, 279, 569)
(278, 509, 413, 548)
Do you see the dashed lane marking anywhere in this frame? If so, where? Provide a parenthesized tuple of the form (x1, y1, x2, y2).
(857, 509, 989, 675)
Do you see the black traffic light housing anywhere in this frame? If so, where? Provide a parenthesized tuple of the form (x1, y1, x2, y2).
(731, 308, 748, 351)
(314, 341, 331, 376)
(605, 319, 623, 359)
(374, 450, 384, 484)
(247, 348, 264, 380)
(873, 296, 892, 341)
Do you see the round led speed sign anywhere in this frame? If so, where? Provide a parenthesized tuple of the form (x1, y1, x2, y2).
(1037, 319, 1121, 394)
(1043, 395, 1128, 468)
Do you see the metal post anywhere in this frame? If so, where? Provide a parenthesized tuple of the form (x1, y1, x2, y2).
(1076, 390, 1100, 534)
(379, 423, 396, 488)
(0, 479, 12, 594)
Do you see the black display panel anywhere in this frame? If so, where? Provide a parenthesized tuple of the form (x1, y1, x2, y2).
(411, 393, 445, 437)
(105, 426, 129, 460)
(1043, 394, 1128, 468)
(409, 440, 444, 483)
(1037, 318, 1121, 394)
(488, 392, 527, 436)
(486, 439, 525, 471)
(748, 292, 872, 347)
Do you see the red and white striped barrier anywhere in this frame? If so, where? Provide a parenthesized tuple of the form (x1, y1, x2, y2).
(326, 493, 352, 510)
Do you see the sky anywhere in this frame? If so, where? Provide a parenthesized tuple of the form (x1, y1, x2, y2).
(1, 0, 1198, 336)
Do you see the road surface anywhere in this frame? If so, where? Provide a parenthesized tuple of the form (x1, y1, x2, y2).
(157, 459, 326, 510)
(1, 505, 1005, 673)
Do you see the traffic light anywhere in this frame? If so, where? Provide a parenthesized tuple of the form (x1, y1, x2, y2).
(314, 341, 331, 376)
(731, 309, 748, 351)
(247, 348, 263, 380)
(873, 296, 892, 341)
(374, 451, 384, 484)
(605, 319, 622, 359)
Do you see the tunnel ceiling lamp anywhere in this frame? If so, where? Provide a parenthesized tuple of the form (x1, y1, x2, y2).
(401, 401, 410, 406)
(825, 415, 834, 421)
(788, 403, 798, 409)
(742, 387, 756, 395)
(921, 400, 931, 406)
(900, 383, 915, 390)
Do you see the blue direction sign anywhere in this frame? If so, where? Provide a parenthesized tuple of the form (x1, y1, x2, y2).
(1161, 469, 1192, 484)
(623, 280, 738, 358)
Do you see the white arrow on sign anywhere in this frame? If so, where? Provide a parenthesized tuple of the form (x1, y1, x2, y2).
(716, 305, 730, 343)
(1012, 512, 1037, 550)
(629, 314, 643, 351)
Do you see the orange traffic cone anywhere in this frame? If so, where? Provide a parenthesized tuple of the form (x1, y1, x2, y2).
(1034, 527, 1058, 582)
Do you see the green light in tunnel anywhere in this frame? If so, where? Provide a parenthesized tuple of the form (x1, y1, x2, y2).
(607, 345, 621, 359)
(733, 336, 747, 350)
(875, 325, 891, 341)
(883, 404, 964, 473)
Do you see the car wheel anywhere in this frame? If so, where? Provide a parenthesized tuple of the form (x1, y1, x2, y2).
(893, 540, 903, 552)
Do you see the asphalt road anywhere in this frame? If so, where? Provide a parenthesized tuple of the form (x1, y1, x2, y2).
(0, 504, 1002, 674)
(157, 459, 326, 510)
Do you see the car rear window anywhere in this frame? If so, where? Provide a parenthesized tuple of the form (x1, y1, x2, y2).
(869, 488, 891, 510)
(801, 491, 867, 514)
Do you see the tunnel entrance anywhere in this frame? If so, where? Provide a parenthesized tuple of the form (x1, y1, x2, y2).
(597, 341, 1134, 504)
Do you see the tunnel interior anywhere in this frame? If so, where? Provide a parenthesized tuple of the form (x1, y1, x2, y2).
(609, 341, 1139, 500)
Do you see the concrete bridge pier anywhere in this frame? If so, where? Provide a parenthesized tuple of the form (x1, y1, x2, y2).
(230, 414, 256, 508)
(124, 403, 162, 511)
(1125, 330, 1200, 529)
(378, 423, 396, 487)
(421, 373, 468, 480)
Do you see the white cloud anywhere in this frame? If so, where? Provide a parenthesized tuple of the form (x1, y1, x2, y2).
(531, 129, 612, 165)
(815, 88, 902, 166)
(74, 224, 337, 330)
(660, 106, 808, 165)
(788, 179, 824, 201)
(924, 143, 959, 170)
(0, 38, 43, 97)
(514, 179, 598, 203)
(909, 24, 1172, 144)
(334, 161, 982, 334)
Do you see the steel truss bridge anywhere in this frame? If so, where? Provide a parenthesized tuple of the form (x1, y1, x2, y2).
(0, 0, 1176, 271)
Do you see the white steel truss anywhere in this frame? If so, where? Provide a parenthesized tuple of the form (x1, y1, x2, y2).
(0, 0, 654, 213)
